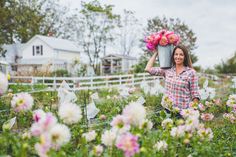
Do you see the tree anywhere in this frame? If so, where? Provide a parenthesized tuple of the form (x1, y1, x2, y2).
(116, 10, 141, 56)
(0, 0, 69, 57)
(75, 0, 120, 74)
(215, 51, 236, 74)
(145, 16, 198, 63)
(0, 0, 17, 56)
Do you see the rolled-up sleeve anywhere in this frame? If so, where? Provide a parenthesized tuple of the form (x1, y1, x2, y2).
(189, 71, 201, 100)
(147, 67, 166, 77)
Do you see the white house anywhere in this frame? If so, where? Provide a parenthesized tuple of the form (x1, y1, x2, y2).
(3, 35, 82, 75)
(100, 54, 138, 74)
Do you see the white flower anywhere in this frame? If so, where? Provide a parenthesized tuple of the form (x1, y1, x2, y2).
(161, 118, 173, 129)
(184, 117, 199, 132)
(180, 109, 199, 119)
(101, 129, 117, 147)
(93, 145, 104, 156)
(0, 72, 8, 96)
(197, 127, 213, 140)
(161, 95, 174, 110)
(153, 140, 168, 152)
(82, 130, 97, 142)
(49, 124, 71, 147)
(122, 102, 146, 126)
(11, 93, 34, 112)
(58, 103, 82, 124)
(170, 126, 185, 138)
(226, 94, 236, 107)
(110, 115, 130, 134)
(139, 119, 153, 130)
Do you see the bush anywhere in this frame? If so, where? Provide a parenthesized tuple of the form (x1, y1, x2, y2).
(51, 69, 70, 77)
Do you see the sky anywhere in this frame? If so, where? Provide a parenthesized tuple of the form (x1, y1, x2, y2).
(60, 0, 236, 68)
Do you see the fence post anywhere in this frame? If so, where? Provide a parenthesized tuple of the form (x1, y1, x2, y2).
(90, 76, 93, 88)
(119, 75, 122, 85)
(31, 76, 34, 90)
(73, 78, 76, 91)
(106, 75, 108, 87)
(132, 75, 134, 87)
(53, 76, 56, 89)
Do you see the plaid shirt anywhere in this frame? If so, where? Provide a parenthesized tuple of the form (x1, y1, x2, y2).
(148, 66, 200, 109)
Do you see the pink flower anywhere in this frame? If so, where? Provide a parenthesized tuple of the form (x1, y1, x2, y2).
(167, 33, 179, 45)
(158, 29, 167, 35)
(198, 103, 206, 111)
(34, 134, 51, 157)
(146, 43, 156, 51)
(145, 29, 180, 51)
(159, 36, 169, 46)
(201, 113, 214, 121)
(31, 112, 57, 136)
(116, 133, 140, 157)
(11, 93, 34, 112)
(33, 109, 46, 122)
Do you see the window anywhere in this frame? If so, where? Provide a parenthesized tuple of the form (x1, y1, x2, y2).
(33, 45, 43, 56)
(11, 65, 17, 71)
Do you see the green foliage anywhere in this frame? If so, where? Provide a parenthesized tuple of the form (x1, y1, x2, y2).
(0, 76, 236, 156)
(9, 84, 47, 93)
(51, 69, 71, 77)
(215, 52, 236, 74)
(0, 0, 70, 56)
(132, 53, 159, 73)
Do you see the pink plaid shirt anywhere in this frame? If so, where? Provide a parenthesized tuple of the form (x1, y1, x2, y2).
(148, 66, 200, 109)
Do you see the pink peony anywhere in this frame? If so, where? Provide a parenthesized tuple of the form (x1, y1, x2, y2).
(116, 133, 140, 157)
(167, 33, 179, 44)
(146, 43, 156, 51)
(145, 29, 180, 51)
(159, 36, 169, 46)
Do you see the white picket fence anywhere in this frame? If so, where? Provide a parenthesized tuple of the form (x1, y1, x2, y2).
(9, 73, 163, 90)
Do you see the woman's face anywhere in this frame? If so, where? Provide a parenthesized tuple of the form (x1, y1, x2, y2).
(174, 48, 185, 66)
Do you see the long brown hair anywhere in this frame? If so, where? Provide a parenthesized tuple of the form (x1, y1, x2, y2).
(171, 45, 193, 68)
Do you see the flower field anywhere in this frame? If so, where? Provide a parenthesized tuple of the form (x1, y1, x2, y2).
(0, 74, 236, 157)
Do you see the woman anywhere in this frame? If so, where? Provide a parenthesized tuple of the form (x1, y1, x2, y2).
(145, 45, 200, 110)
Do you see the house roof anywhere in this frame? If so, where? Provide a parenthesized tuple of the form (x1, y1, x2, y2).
(22, 35, 80, 53)
(101, 54, 137, 60)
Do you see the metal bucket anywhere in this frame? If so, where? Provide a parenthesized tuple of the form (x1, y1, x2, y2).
(157, 45, 174, 68)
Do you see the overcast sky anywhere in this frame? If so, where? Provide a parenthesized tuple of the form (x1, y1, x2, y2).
(60, 0, 236, 68)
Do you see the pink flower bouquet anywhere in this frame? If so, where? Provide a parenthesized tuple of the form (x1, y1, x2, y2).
(145, 29, 180, 52)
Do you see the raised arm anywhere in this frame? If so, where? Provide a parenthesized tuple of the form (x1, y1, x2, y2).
(145, 51, 158, 72)
(145, 51, 166, 76)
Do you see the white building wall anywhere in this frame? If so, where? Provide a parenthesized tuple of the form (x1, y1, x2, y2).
(22, 39, 53, 59)
(57, 50, 80, 63)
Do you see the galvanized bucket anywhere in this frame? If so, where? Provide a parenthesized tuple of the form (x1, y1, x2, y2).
(157, 45, 174, 68)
